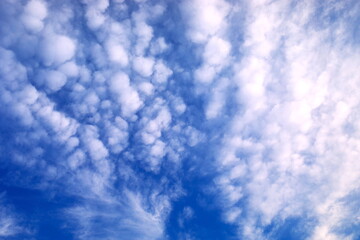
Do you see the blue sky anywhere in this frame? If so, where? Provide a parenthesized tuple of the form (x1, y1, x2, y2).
(0, 0, 360, 239)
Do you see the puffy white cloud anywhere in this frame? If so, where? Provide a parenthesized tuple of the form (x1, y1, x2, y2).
(39, 34, 76, 66)
(138, 82, 154, 96)
(212, 1, 360, 239)
(45, 70, 67, 92)
(12, 102, 34, 126)
(171, 97, 186, 115)
(24, 0, 47, 20)
(150, 37, 169, 55)
(134, 98, 174, 170)
(182, 0, 230, 43)
(68, 149, 86, 170)
(21, 0, 47, 33)
(132, 11, 154, 56)
(153, 60, 173, 84)
(36, 103, 78, 143)
(194, 65, 216, 84)
(86, 8, 106, 30)
(139, 103, 171, 145)
(183, 1, 231, 85)
(58, 61, 79, 78)
(87, 138, 109, 161)
(183, 126, 203, 147)
(17, 85, 39, 105)
(0, 48, 27, 88)
(80, 125, 109, 162)
(133, 56, 155, 77)
(109, 72, 143, 117)
(106, 40, 129, 66)
(150, 140, 166, 158)
(203, 36, 231, 66)
(83, 0, 109, 30)
(105, 117, 128, 154)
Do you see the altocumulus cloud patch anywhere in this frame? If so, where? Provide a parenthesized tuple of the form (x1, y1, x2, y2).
(0, 0, 360, 240)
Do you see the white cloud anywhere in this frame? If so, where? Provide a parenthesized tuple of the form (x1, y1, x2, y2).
(68, 149, 86, 170)
(105, 117, 128, 154)
(0, 48, 27, 88)
(24, 0, 47, 20)
(183, 1, 231, 85)
(184, 126, 203, 147)
(80, 125, 109, 161)
(0, 2, 187, 240)
(182, 0, 230, 43)
(83, 0, 109, 30)
(178, 206, 194, 228)
(4, 1, 360, 239)
(135, 99, 174, 170)
(138, 82, 154, 96)
(171, 97, 186, 115)
(203, 36, 231, 66)
(205, 78, 229, 119)
(150, 140, 166, 158)
(150, 37, 169, 55)
(16, 84, 39, 105)
(106, 40, 129, 66)
(0, 195, 22, 237)
(86, 9, 106, 30)
(45, 70, 67, 92)
(109, 72, 143, 117)
(66, 190, 168, 240)
(212, 0, 360, 239)
(39, 34, 76, 66)
(58, 61, 79, 78)
(153, 60, 172, 84)
(87, 138, 109, 161)
(21, 0, 47, 33)
(132, 11, 154, 56)
(139, 103, 171, 145)
(133, 56, 155, 77)
(36, 104, 76, 135)
(194, 65, 216, 84)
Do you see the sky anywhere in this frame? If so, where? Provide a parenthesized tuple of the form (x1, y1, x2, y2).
(0, 0, 360, 239)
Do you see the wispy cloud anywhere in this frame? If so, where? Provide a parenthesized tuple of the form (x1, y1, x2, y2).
(66, 190, 169, 240)
(0, 194, 23, 238)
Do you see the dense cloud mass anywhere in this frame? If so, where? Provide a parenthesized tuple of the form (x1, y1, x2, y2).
(0, 0, 360, 239)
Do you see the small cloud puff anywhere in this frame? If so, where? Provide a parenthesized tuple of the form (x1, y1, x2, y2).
(133, 56, 155, 77)
(39, 34, 76, 66)
(21, 0, 48, 33)
(109, 72, 143, 118)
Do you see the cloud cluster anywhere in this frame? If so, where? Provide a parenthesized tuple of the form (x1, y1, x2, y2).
(182, 0, 232, 87)
(210, 0, 360, 239)
(0, 0, 197, 239)
(1, 0, 360, 239)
